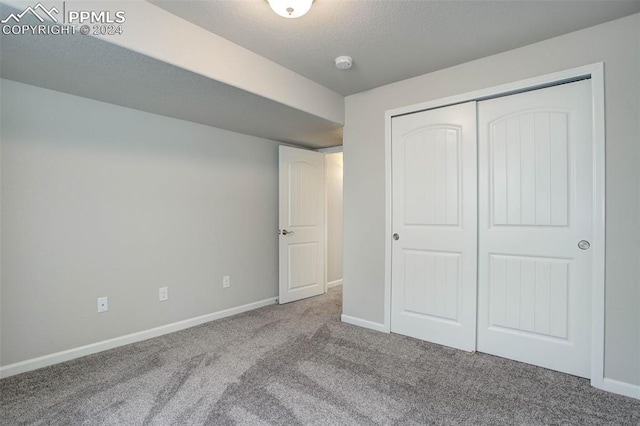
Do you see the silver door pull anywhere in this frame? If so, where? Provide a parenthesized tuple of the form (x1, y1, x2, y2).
(578, 240, 590, 250)
(393, 233, 399, 241)
(282, 229, 294, 235)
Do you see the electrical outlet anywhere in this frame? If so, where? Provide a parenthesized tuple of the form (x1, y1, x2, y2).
(159, 286, 168, 301)
(223, 276, 230, 288)
(97, 296, 108, 313)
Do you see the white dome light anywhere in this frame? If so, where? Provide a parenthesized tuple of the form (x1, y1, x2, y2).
(268, 0, 313, 18)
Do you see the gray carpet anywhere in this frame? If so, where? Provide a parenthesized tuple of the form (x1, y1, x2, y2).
(1, 286, 639, 425)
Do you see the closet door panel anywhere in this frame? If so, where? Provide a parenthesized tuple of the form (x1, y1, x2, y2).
(391, 102, 477, 351)
(477, 80, 593, 378)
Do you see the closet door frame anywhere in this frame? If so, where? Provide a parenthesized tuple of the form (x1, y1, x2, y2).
(384, 63, 605, 390)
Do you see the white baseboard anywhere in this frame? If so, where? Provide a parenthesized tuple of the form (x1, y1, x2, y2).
(327, 279, 343, 289)
(599, 378, 640, 400)
(0, 296, 278, 379)
(341, 314, 388, 333)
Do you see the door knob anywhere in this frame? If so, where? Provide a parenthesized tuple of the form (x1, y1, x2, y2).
(578, 240, 590, 250)
(393, 233, 399, 241)
(282, 229, 294, 236)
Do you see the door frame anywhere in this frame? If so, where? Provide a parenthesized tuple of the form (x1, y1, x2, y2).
(384, 63, 605, 389)
(319, 146, 344, 293)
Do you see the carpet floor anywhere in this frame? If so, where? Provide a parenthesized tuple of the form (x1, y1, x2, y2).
(1, 286, 639, 425)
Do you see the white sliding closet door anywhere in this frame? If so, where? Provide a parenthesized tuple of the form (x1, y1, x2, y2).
(391, 102, 478, 351)
(477, 80, 593, 378)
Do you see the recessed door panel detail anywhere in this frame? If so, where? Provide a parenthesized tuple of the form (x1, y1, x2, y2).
(489, 254, 568, 339)
(403, 126, 460, 226)
(403, 250, 460, 322)
(288, 243, 318, 290)
(288, 161, 318, 227)
(490, 111, 569, 227)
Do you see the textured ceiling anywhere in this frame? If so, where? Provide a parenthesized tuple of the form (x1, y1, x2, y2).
(0, 4, 342, 148)
(151, 0, 640, 96)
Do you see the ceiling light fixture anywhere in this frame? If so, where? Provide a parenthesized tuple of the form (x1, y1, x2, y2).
(267, 0, 313, 19)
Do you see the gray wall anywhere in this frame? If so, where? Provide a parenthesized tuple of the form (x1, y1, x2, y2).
(343, 14, 640, 386)
(0, 79, 279, 365)
(326, 152, 343, 284)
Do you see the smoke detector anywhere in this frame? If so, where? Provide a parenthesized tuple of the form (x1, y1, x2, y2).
(335, 56, 353, 70)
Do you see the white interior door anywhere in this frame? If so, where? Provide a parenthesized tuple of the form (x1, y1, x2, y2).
(477, 80, 593, 377)
(391, 102, 478, 351)
(279, 146, 325, 304)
